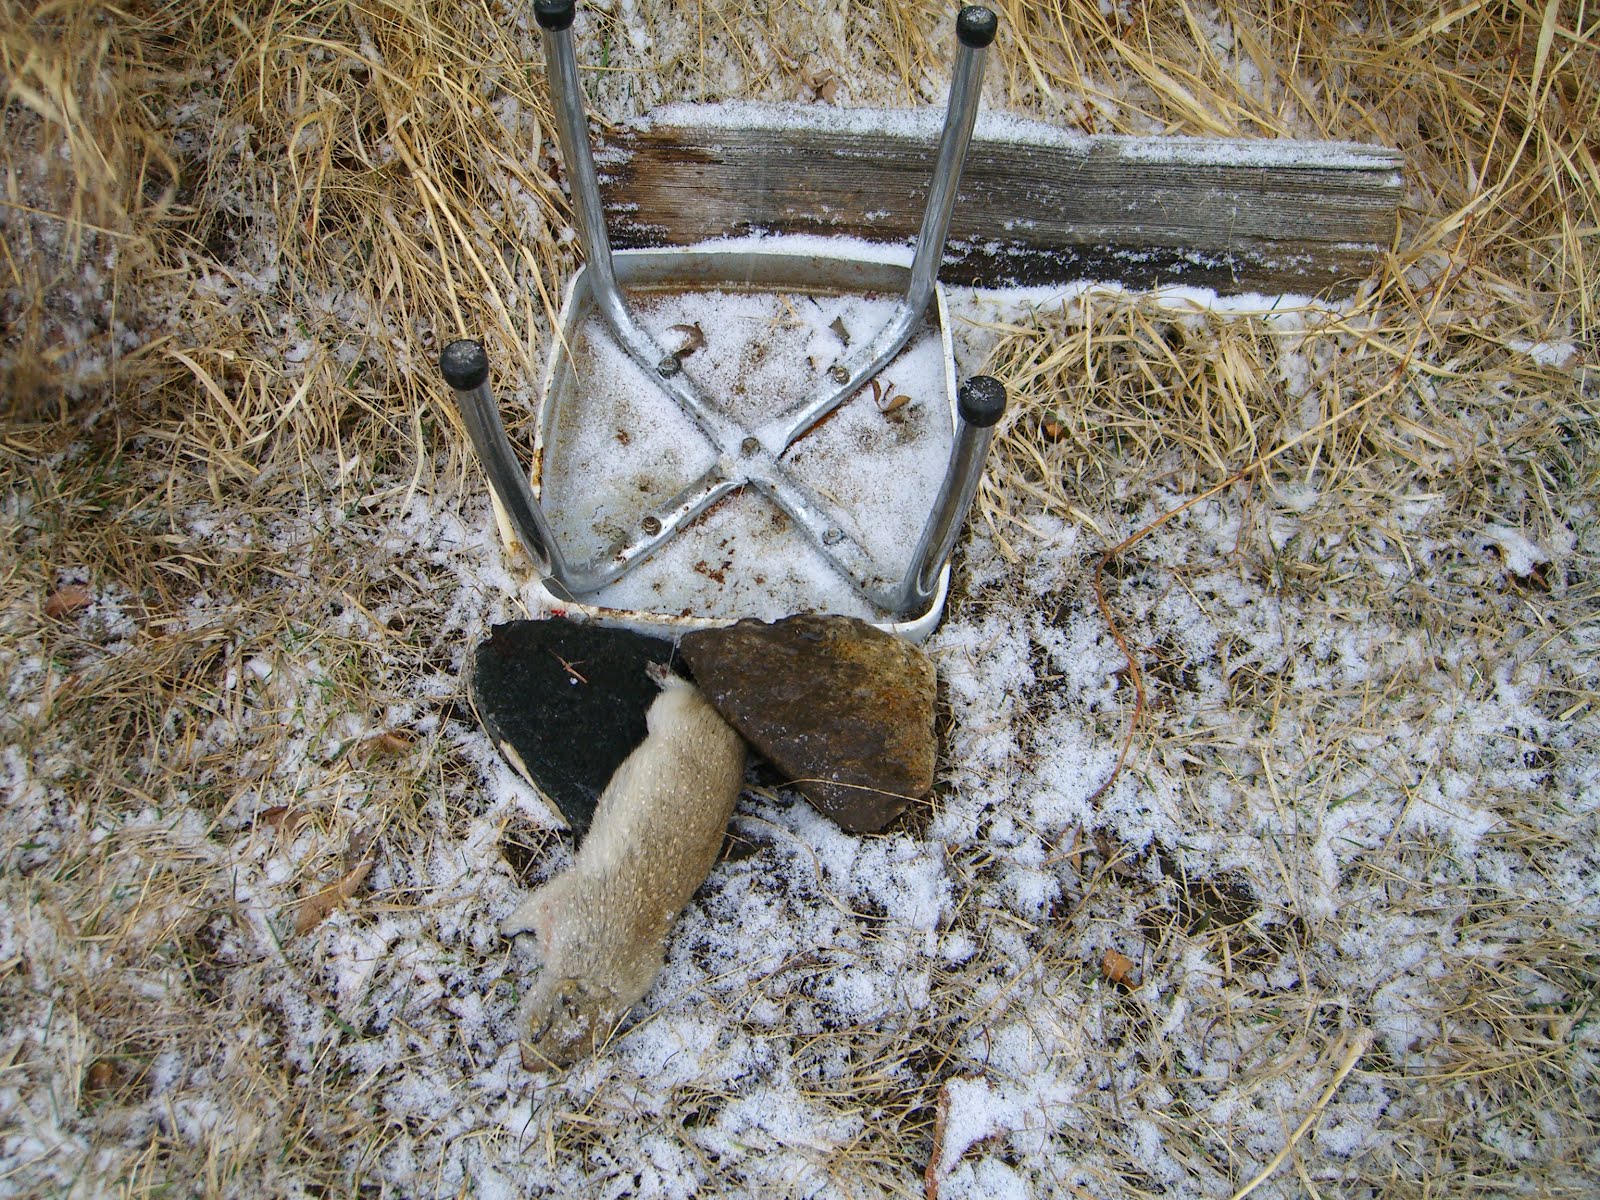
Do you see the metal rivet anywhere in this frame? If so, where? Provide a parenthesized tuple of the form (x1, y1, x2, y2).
(828, 364, 850, 384)
(641, 516, 662, 535)
(822, 528, 844, 546)
(656, 357, 681, 377)
(741, 436, 760, 455)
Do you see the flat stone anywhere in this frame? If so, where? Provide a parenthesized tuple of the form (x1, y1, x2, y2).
(680, 615, 936, 832)
(467, 620, 677, 843)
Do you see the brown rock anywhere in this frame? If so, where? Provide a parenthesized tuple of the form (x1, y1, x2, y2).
(680, 614, 936, 832)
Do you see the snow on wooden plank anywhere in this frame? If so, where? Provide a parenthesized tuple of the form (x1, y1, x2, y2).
(594, 104, 1403, 297)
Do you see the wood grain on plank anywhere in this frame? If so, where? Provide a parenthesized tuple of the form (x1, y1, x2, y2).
(594, 109, 1403, 296)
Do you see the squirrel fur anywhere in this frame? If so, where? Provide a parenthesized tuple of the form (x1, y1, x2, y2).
(501, 670, 745, 1068)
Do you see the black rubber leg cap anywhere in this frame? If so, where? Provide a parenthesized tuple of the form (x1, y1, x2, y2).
(957, 6, 998, 48)
(958, 376, 1007, 427)
(440, 339, 489, 391)
(535, 0, 575, 32)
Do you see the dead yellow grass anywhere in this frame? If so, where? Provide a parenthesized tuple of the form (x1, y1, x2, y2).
(2, 0, 1597, 1197)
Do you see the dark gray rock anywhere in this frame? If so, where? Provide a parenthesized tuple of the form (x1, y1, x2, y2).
(680, 615, 937, 832)
(467, 620, 677, 843)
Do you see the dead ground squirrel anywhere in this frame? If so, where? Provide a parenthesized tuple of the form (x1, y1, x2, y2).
(500, 668, 746, 1067)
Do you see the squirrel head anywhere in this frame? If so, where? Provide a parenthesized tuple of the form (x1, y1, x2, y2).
(519, 973, 625, 1069)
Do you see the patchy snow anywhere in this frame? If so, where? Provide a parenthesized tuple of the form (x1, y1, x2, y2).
(1, 11, 1596, 1197)
(6, 258, 1595, 1196)
(1508, 338, 1578, 369)
(538, 283, 952, 623)
(1481, 523, 1551, 577)
(642, 101, 1398, 171)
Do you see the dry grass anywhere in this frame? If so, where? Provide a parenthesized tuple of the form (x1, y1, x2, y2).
(2, 0, 1597, 1196)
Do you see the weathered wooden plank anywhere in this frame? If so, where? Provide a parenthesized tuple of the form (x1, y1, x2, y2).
(594, 106, 1404, 297)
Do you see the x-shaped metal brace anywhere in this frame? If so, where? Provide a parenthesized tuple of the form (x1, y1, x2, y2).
(439, 2, 1007, 618)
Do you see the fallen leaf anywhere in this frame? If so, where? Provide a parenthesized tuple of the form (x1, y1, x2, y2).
(1091, 830, 1141, 878)
(83, 1059, 119, 1096)
(1060, 826, 1083, 873)
(293, 834, 376, 936)
(45, 585, 92, 619)
(829, 315, 850, 346)
(667, 322, 705, 358)
(257, 806, 311, 838)
(880, 393, 912, 415)
(1102, 947, 1139, 989)
(364, 728, 416, 756)
(1509, 562, 1551, 592)
(924, 1082, 952, 1200)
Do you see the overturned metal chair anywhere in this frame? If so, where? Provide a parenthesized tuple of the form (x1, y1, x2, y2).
(441, 1, 1006, 638)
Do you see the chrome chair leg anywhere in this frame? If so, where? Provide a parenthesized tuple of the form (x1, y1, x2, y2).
(445, 3, 1004, 616)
